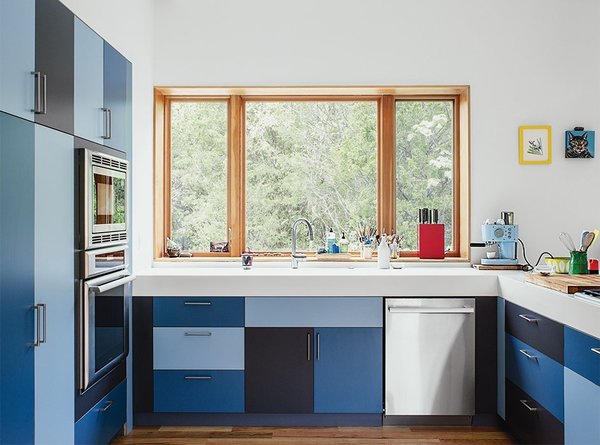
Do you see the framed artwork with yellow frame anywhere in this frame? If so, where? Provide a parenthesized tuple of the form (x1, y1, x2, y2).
(519, 125, 552, 164)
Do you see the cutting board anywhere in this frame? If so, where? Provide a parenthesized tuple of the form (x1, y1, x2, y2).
(526, 274, 600, 294)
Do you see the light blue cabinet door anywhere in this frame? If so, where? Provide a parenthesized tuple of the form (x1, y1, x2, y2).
(104, 42, 130, 153)
(74, 17, 104, 144)
(0, 0, 35, 120)
(314, 328, 382, 413)
(33, 124, 74, 445)
(0, 112, 35, 445)
(565, 367, 600, 445)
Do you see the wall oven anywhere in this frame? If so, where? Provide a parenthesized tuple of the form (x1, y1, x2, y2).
(79, 245, 135, 392)
(83, 150, 128, 249)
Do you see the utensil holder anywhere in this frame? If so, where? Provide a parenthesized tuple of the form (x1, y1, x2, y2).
(418, 224, 445, 259)
(569, 251, 588, 274)
(361, 243, 373, 259)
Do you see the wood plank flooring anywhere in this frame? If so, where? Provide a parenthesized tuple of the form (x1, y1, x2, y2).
(111, 426, 515, 444)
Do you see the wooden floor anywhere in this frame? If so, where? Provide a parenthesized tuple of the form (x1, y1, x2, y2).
(111, 426, 515, 444)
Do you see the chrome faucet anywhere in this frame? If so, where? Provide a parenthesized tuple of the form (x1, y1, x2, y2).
(291, 218, 314, 269)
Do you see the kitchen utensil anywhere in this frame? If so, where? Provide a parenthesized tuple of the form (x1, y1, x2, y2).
(581, 231, 595, 252)
(559, 232, 576, 253)
(545, 257, 570, 274)
(581, 230, 590, 249)
(591, 229, 600, 248)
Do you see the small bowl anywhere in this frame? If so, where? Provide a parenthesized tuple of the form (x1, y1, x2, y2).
(486, 252, 497, 259)
(545, 257, 570, 274)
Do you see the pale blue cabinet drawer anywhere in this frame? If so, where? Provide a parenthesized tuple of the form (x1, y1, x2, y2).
(75, 381, 126, 445)
(153, 327, 244, 370)
(245, 297, 382, 327)
(564, 326, 600, 386)
(564, 367, 600, 445)
(154, 370, 244, 413)
(506, 334, 564, 422)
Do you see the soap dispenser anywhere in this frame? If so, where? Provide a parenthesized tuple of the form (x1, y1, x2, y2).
(377, 234, 391, 269)
(326, 228, 336, 254)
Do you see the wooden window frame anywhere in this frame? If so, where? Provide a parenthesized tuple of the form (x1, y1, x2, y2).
(154, 86, 470, 261)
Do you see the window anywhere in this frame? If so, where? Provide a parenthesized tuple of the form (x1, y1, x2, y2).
(155, 87, 469, 259)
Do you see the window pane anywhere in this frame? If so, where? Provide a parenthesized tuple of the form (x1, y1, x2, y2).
(245, 101, 377, 252)
(170, 101, 228, 251)
(395, 101, 454, 251)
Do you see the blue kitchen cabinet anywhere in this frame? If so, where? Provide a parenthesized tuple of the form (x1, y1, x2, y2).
(564, 367, 600, 445)
(0, 111, 36, 445)
(313, 328, 382, 413)
(0, 112, 74, 444)
(564, 326, 600, 386)
(0, 0, 35, 120)
(75, 381, 127, 445)
(104, 42, 132, 154)
(154, 297, 245, 327)
(74, 17, 104, 144)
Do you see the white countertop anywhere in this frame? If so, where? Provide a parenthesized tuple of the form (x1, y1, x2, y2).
(133, 264, 600, 338)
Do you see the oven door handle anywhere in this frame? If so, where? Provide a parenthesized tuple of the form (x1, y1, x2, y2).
(89, 274, 136, 293)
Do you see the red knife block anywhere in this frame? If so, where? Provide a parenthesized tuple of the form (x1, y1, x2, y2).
(418, 224, 445, 259)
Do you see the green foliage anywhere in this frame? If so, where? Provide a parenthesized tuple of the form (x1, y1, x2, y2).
(169, 100, 454, 253)
(396, 101, 454, 250)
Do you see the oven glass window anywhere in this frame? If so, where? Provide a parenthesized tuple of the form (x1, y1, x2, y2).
(93, 166, 126, 228)
(94, 249, 126, 274)
(94, 287, 125, 372)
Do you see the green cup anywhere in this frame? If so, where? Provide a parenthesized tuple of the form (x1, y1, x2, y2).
(569, 251, 588, 274)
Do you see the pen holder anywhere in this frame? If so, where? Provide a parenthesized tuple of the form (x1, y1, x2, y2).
(418, 224, 445, 259)
(569, 251, 588, 274)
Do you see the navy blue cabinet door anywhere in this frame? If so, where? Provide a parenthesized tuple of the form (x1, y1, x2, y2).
(0, 0, 35, 120)
(314, 328, 382, 413)
(74, 17, 104, 144)
(245, 328, 314, 413)
(0, 112, 36, 445)
(35, 0, 74, 134)
(104, 42, 131, 154)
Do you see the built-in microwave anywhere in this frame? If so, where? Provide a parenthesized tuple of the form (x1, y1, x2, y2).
(82, 150, 128, 249)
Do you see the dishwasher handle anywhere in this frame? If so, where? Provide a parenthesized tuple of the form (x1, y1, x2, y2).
(388, 306, 475, 314)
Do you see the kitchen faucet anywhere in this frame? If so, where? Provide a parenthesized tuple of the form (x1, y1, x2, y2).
(291, 218, 314, 269)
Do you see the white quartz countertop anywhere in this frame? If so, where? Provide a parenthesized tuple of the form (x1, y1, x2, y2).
(133, 264, 500, 297)
(133, 264, 600, 338)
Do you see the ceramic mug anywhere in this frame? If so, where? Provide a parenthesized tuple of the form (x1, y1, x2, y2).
(545, 257, 570, 274)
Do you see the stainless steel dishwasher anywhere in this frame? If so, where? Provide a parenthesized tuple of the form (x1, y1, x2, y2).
(385, 298, 475, 420)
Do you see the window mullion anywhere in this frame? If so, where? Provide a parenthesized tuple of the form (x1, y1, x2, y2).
(378, 95, 396, 235)
(227, 95, 244, 256)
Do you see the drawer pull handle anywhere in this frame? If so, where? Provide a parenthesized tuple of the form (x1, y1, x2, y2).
(184, 376, 212, 380)
(184, 301, 212, 306)
(592, 348, 600, 356)
(185, 331, 212, 337)
(99, 401, 113, 412)
(307, 332, 311, 361)
(520, 399, 539, 412)
(519, 349, 538, 360)
(519, 314, 539, 323)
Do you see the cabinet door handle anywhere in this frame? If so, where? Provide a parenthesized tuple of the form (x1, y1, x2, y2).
(107, 108, 112, 139)
(33, 304, 41, 347)
(316, 333, 320, 360)
(519, 349, 538, 360)
(184, 376, 212, 381)
(99, 400, 113, 412)
(519, 314, 539, 323)
(32, 72, 43, 114)
(307, 332, 311, 361)
(183, 301, 212, 306)
(41, 74, 47, 115)
(520, 399, 538, 412)
(40, 303, 47, 344)
(102, 108, 112, 139)
(184, 331, 212, 337)
(592, 348, 600, 356)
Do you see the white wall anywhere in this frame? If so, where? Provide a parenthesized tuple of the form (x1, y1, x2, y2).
(153, 0, 600, 265)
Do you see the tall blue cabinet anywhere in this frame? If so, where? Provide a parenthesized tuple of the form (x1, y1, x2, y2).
(0, 0, 132, 443)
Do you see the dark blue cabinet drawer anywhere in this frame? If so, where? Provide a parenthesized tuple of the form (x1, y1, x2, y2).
(506, 301, 564, 364)
(506, 334, 564, 422)
(154, 370, 244, 413)
(153, 297, 244, 327)
(75, 380, 126, 445)
(564, 326, 600, 386)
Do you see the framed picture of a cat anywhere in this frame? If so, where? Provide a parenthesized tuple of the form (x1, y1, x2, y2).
(565, 128, 594, 158)
(519, 126, 552, 164)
